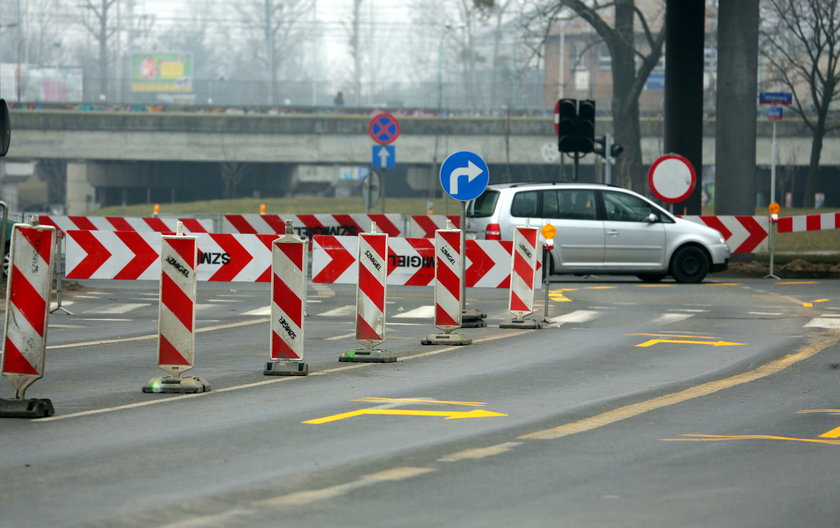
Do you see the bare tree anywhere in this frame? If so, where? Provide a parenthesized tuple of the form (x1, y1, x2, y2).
(35, 159, 66, 206)
(236, 0, 314, 104)
(762, 0, 840, 207)
(513, 0, 665, 192)
(78, 0, 119, 97)
(220, 162, 252, 199)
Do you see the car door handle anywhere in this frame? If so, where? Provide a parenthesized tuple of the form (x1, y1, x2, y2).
(607, 229, 619, 237)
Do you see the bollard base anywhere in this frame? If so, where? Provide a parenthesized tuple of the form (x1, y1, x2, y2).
(339, 349, 397, 363)
(0, 398, 54, 418)
(421, 333, 471, 346)
(462, 308, 487, 328)
(142, 376, 211, 394)
(499, 318, 545, 330)
(264, 360, 309, 376)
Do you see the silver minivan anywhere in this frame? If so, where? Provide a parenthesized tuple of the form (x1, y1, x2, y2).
(465, 182, 730, 283)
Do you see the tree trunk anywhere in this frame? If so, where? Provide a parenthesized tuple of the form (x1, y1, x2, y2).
(803, 120, 824, 207)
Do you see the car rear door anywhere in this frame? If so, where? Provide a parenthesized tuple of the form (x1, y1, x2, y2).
(600, 190, 666, 270)
(541, 189, 604, 269)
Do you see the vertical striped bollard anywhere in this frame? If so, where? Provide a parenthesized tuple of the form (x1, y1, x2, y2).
(265, 220, 309, 375)
(143, 226, 210, 393)
(0, 224, 57, 418)
(501, 225, 543, 329)
(340, 222, 395, 362)
(422, 221, 470, 345)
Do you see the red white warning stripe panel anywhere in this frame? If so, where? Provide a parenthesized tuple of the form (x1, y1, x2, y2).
(681, 215, 769, 253)
(2, 225, 56, 394)
(312, 235, 541, 288)
(37, 215, 211, 234)
(434, 229, 463, 331)
(356, 232, 388, 344)
(158, 235, 197, 374)
(65, 231, 276, 282)
(509, 227, 539, 317)
(223, 214, 403, 238)
(777, 213, 840, 233)
(409, 215, 461, 238)
(271, 236, 306, 361)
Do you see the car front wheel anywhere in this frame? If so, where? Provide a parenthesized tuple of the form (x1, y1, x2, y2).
(670, 245, 709, 283)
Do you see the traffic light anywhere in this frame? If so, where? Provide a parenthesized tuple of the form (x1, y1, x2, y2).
(576, 99, 596, 154)
(557, 98, 578, 154)
(593, 133, 624, 159)
(0, 99, 9, 158)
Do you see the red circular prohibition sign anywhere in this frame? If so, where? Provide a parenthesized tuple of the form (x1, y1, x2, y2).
(648, 154, 696, 204)
(369, 113, 401, 145)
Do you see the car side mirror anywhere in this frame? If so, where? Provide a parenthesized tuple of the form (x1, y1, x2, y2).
(646, 213, 658, 223)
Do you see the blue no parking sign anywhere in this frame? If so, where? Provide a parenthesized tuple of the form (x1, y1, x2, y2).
(439, 151, 489, 201)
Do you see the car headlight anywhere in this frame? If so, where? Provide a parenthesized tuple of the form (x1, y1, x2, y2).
(719, 235, 726, 245)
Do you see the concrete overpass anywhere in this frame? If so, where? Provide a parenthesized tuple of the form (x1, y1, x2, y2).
(5, 109, 839, 213)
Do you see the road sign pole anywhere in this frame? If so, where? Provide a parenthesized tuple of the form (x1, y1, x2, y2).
(771, 120, 777, 206)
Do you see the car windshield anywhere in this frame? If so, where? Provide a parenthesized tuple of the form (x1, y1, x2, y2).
(466, 190, 499, 218)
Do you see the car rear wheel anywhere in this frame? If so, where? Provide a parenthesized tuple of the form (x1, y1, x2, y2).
(637, 273, 666, 283)
(670, 245, 709, 283)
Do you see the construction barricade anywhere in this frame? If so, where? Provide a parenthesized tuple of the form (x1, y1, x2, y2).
(0, 223, 57, 418)
(340, 223, 395, 363)
(265, 221, 309, 376)
(422, 223, 470, 346)
(143, 230, 210, 393)
(500, 226, 542, 329)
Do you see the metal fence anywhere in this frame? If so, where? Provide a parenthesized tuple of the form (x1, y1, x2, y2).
(5, 74, 668, 116)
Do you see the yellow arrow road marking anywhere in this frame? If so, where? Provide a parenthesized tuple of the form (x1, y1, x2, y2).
(819, 427, 840, 439)
(631, 333, 722, 339)
(636, 339, 745, 348)
(303, 408, 507, 424)
(778, 281, 820, 285)
(353, 397, 486, 406)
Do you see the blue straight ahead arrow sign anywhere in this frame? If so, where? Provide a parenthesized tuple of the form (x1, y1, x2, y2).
(372, 145, 395, 169)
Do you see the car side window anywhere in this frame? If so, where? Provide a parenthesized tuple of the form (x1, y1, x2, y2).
(603, 191, 657, 222)
(553, 189, 597, 220)
(541, 190, 559, 218)
(510, 190, 539, 217)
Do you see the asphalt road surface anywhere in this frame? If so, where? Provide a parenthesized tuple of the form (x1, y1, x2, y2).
(1, 274, 839, 527)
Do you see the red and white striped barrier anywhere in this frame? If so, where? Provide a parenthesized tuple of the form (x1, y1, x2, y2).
(340, 225, 395, 362)
(508, 226, 539, 318)
(224, 213, 403, 238)
(37, 215, 212, 234)
(682, 215, 769, 253)
(312, 236, 541, 288)
(434, 228, 463, 331)
(143, 233, 209, 393)
(0, 224, 57, 418)
(409, 215, 460, 238)
(65, 231, 277, 282)
(265, 222, 309, 376)
(777, 213, 840, 233)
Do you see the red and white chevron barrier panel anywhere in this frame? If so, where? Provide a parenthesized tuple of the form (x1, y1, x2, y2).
(509, 226, 539, 318)
(312, 235, 541, 288)
(265, 222, 309, 376)
(409, 215, 460, 238)
(682, 215, 769, 253)
(65, 231, 277, 282)
(223, 213, 403, 238)
(340, 225, 395, 362)
(0, 225, 57, 418)
(37, 215, 211, 235)
(777, 213, 840, 233)
(143, 234, 209, 394)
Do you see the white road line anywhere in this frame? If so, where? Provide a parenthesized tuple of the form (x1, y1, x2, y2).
(394, 306, 435, 319)
(650, 313, 693, 325)
(438, 442, 522, 462)
(805, 318, 840, 329)
(84, 303, 148, 315)
(748, 312, 783, 316)
(318, 305, 356, 317)
(325, 331, 357, 341)
(548, 310, 599, 325)
(242, 306, 271, 316)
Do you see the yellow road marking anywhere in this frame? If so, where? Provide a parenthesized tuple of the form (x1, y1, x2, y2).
(804, 299, 829, 307)
(438, 442, 522, 462)
(636, 284, 674, 288)
(631, 333, 721, 339)
(797, 409, 840, 414)
(353, 397, 486, 406)
(549, 288, 577, 302)
(778, 281, 820, 285)
(636, 338, 745, 348)
(660, 434, 840, 446)
(819, 426, 840, 439)
(519, 334, 839, 441)
(804, 303, 813, 307)
(585, 286, 617, 290)
(704, 282, 742, 286)
(303, 408, 507, 424)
